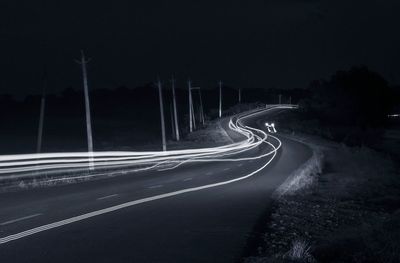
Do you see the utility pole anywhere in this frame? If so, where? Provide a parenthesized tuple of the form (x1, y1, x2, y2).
(76, 50, 94, 170)
(36, 68, 47, 153)
(171, 76, 180, 141)
(279, 94, 282, 105)
(170, 104, 176, 140)
(192, 87, 205, 126)
(188, 79, 193, 133)
(219, 80, 222, 118)
(191, 88, 196, 130)
(289, 96, 292, 104)
(198, 105, 202, 125)
(238, 88, 242, 104)
(157, 79, 167, 151)
(187, 79, 197, 131)
(198, 87, 205, 126)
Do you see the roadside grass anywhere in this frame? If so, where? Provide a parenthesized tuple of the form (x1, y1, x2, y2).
(274, 148, 324, 197)
(244, 133, 400, 263)
(284, 239, 315, 263)
(244, 239, 316, 263)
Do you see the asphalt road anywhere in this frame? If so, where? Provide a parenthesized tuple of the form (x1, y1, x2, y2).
(0, 108, 312, 262)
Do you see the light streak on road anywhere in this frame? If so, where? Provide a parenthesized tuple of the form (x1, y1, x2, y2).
(0, 105, 296, 245)
(0, 214, 42, 226)
(0, 105, 295, 182)
(148, 185, 163, 189)
(96, 194, 119, 201)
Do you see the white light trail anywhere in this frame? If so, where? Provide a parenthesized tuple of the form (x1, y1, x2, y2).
(0, 214, 42, 226)
(0, 105, 297, 245)
(0, 105, 295, 183)
(96, 194, 119, 201)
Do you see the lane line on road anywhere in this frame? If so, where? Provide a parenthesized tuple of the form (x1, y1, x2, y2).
(0, 108, 284, 245)
(148, 185, 163, 189)
(0, 214, 42, 226)
(0, 137, 279, 245)
(223, 167, 230, 171)
(97, 194, 119, 201)
(183, 178, 192, 181)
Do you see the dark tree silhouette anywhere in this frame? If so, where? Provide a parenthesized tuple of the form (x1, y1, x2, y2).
(302, 66, 395, 127)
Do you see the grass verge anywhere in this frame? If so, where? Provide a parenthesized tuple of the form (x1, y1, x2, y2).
(243, 133, 400, 263)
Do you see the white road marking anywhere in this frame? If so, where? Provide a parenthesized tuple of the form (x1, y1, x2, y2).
(0, 214, 42, 226)
(237, 163, 243, 167)
(0, 137, 280, 245)
(148, 185, 163, 189)
(97, 194, 119, 200)
(183, 178, 192, 181)
(0, 107, 286, 245)
(223, 167, 230, 171)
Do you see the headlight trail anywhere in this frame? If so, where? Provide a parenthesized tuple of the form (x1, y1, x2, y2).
(0, 105, 295, 245)
(0, 105, 296, 181)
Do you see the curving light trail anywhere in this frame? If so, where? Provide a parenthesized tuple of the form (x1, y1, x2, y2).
(0, 105, 296, 245)
(0, 105, 296, 182)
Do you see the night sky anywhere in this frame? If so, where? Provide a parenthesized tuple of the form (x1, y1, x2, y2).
(1, 0, 400, 97)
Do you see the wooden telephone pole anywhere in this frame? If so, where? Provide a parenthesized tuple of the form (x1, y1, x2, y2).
(171, 76, 180, 141)
(157, 80, 167, 151)
(36, 67, 47, 153)
(188, 79, 194, 132)
(219, 80, 222, 118)
(157, 79, 167, 151)
(76, 50, 94, 170)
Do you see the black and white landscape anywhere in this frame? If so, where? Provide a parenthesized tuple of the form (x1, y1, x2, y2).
(0, 1, 399, 262)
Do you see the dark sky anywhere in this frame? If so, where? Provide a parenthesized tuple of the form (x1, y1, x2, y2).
(1, 0, 400, 97)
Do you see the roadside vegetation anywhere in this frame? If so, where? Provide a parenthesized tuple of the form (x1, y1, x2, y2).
(277, 66, 399, 148)
(244, 66, 400, 263)
(244, 135, 400, 263)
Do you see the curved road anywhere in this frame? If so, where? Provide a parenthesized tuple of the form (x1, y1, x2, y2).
(0, 107, 312, 262)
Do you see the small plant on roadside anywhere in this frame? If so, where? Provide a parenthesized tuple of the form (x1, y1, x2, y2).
(284, 239, 316, 263)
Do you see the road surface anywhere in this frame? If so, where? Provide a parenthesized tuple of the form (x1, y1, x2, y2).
(0, 107, 312, 262)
